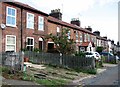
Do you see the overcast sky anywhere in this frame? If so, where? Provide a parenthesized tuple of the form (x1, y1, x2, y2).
(17, 0, 119, 43)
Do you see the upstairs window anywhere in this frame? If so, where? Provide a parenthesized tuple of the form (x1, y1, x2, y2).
(84, 33, 87, 42)
(87, 34, 90, 42)
(27, 12, 34, 29)
(76, 31, 78, 40)
(38, 16, 44, 30)
(6, 7, 16, 27)
(68, 30, 71, 39)
(80, 33, 83, 42)
(57, 27, 60, 36)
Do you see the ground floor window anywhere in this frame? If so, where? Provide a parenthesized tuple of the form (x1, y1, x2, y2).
(6, 35, 16, 52)
(26, 37, 34, 51)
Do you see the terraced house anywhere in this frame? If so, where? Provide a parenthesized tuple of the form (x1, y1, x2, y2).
(0, 1, 108, 53)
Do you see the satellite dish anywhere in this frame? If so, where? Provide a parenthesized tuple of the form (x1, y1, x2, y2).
(1, 23, 6, 29)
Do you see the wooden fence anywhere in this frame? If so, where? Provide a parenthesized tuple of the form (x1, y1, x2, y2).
(1, 52, 24, 71)
(24, 51, 95, 70)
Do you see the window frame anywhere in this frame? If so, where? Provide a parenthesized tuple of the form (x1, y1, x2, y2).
(26, 12, 34, 29)
(84, 33, 87, 42)
(67, 30, 71, 39)
(6, 6, 16, 27)
(26, 37, 34, 51)
(6, 35, 16, 52)
(80, 33, 83, 42)
(87, 34, 90, 42)
(76, 31, 79, 40)
(38, 16, 44, 31)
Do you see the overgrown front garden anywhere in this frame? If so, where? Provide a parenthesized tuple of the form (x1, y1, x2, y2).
(1, 62, 98, 86)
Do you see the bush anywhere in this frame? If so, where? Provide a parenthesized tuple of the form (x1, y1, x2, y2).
(33, 48, 42, 52)
(75, 52, 85, 57)
(73, 68, 97, 74)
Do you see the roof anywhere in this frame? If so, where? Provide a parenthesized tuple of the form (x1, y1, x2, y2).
(48, 16, 95, 35)
(4, 1, 48, 16)
(81, 42, 95, 47)
(4, 1, 106, 40)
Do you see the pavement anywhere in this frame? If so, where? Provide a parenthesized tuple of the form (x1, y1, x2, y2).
(24, 62, 46, 69)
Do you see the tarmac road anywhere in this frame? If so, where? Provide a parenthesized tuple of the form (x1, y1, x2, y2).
(82, 63, 119, 86)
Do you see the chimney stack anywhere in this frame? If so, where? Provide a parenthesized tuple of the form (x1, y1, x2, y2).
(85, 26, 92, 32)
(71, 18, 80, 27)
(49, 9, 62, 20)
(93, 31, 100, 36)
(103, 36, 107, 39)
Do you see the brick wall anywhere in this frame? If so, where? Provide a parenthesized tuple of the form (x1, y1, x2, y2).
(1, 2, 48, 52)
(2, 3, 22, 52)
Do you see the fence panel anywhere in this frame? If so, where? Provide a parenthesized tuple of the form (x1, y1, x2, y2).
(24, 51, 95, 70)
(2, 52, 23, 71)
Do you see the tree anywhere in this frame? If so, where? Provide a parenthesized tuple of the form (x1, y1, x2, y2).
(46, 28, 75, 55)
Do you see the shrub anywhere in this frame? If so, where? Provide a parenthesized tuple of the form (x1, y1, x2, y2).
(75, 52, 85, 57)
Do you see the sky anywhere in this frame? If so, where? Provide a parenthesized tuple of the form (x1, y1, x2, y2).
(16, 0, 119, 44)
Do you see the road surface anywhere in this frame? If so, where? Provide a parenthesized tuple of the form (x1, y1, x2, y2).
(82, 63, 119, 86)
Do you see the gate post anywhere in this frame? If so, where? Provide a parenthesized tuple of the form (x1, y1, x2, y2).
(21, 51, 24, 71)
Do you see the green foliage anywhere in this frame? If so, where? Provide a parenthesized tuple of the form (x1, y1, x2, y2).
(1, 66, 9, 73)
(73, 68, 97, 74)
(75, 51, 85, 57)
(96, 46, 103, 53)
(33, 48, 42, 52)
(36, 79, 67, 86)
(46, 28, 75, 54)
(21, 48, 28, 52)
(95, 61, 103, 68)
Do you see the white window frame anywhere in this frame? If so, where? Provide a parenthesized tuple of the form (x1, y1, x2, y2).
(27, 12, 34, 29)
(87, 34, 90, 42)
(57, 27, 60, 33)
(80, 33, 83, 42)
(6, 35, 16, 52)
(68, 30, 71, 39)
(76, 31, 78, 40)
(6, 6, 16, 27)
(84, 33, 87, 42)
(38, 16, 44, 31)
(26, 37, 34, 50)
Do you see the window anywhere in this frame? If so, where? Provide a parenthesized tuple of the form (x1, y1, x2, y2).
(57, 27, 60, 36)
(6, 7, 16, 27)
(68, 30, 70, 39)
(76, 31, 78, 40)
(57, 27, 60, 33)
(6, 35, 16, 52)
(80, 33, 83, 42)
(27, 12, 34, 29)
(84, 33, 87, 42)
(38, 16, 44, 30)
(26, 37, 34, 51)
(88, 34, 90, 42)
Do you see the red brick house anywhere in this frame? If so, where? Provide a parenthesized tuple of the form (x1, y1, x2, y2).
(0, 1, 108, 53)
(0, 2, 48, 52)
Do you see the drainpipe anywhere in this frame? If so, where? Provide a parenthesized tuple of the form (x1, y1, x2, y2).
(0, 2, 2, 52)
(21, 8, 23, 51)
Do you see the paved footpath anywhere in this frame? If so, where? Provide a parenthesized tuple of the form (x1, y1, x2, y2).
(82, 63, 119, 86)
